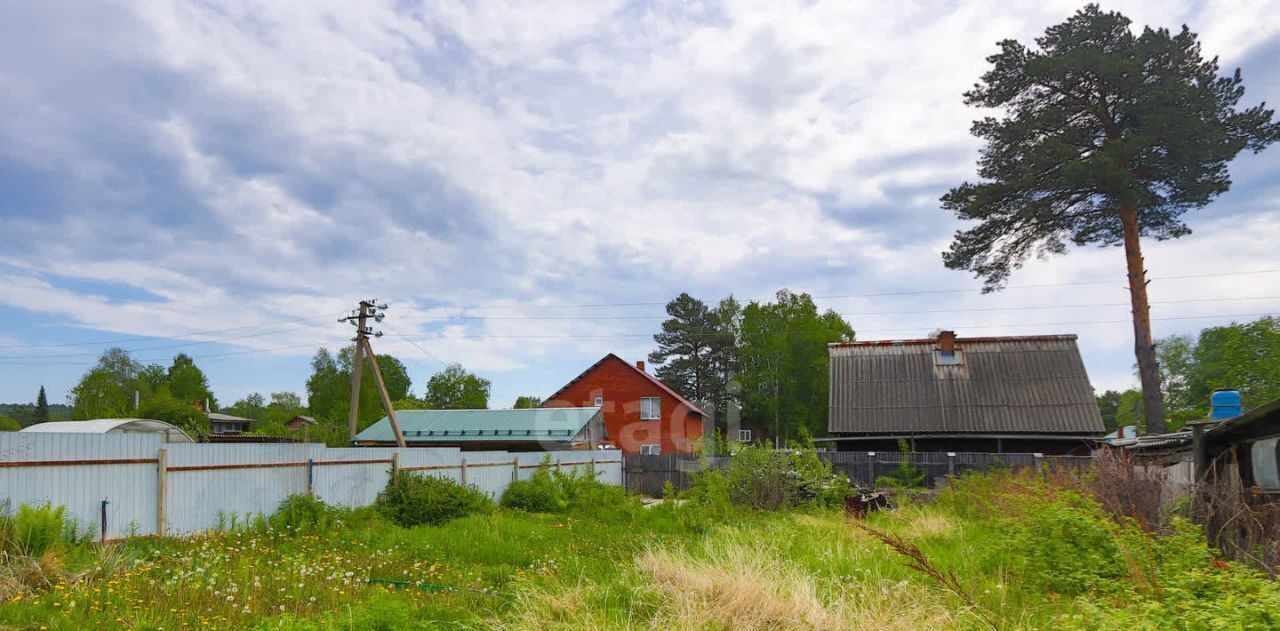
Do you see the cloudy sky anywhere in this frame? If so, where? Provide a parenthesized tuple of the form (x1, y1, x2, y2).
(2, 0, 1279, 410)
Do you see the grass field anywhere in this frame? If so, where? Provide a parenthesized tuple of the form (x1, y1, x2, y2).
(2, 462, 1279, 630)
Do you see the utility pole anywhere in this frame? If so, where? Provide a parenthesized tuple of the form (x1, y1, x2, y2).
(340, 299, 407, 447)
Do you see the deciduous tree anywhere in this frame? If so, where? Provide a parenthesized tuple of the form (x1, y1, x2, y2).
(425, 364, 490, 410)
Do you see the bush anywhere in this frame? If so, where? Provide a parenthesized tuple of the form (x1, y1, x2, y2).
(721, 444, 850, 511)
(375, 474, 493, 527)
(268, 494, 336, 533)
(501, 467, 566, 513)
(875, 439, 927, 489)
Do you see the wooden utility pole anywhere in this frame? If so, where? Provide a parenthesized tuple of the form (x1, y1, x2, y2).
(341, 299, 407, 447)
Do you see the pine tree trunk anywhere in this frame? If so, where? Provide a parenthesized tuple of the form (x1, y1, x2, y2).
(1120, 204, 1166, 434)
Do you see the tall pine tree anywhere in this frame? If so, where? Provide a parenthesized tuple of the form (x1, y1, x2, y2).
(942, 5, 1279, 433)
(33, 386, 49, 425)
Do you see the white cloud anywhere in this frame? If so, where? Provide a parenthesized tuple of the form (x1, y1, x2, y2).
(1, 0, 1279, 404)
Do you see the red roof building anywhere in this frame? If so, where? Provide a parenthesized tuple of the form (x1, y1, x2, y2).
(542, 353, 706, 454)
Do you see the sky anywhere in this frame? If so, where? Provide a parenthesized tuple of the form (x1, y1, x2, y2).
(2, 0, 1280, 411)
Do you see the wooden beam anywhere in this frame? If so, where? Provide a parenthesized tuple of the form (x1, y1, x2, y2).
(360, 337, 407, 448)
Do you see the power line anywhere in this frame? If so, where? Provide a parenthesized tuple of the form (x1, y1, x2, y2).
(411, 267, 1280, 311)
(391, 295, 1280, 322)
(386, 311, 1278, 341)
(0, 338, 350, 367)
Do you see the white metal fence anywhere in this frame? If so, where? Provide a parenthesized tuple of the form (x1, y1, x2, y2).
(0, 433, 622, 539)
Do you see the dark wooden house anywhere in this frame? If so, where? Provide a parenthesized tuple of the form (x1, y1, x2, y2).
(822, 331, 1105, 454)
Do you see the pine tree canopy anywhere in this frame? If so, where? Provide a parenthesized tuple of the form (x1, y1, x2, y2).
(942, 4, 1279, 289)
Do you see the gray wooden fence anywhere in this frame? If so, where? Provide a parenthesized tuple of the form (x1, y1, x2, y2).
(623, 451, 1094, 496)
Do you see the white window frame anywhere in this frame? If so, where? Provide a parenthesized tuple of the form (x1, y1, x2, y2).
(593, 396, 603, 407)
(639, 444, 661, 455)
(738, 429, 753, 442)
(640, 396, 661, 420)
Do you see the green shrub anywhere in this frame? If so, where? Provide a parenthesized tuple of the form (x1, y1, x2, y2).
(376, 474, 493, 527)
(875, 439, 927, 489)
(501, 466, 566, 513)
(269, 494, 336, 533)
(999, 489, 1126, 595)
(4, 505, 68, 557)
(719, 444, 850, 511)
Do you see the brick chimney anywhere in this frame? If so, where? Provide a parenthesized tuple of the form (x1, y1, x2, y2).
(635, 360, 646, 372)
(937, 330, 957, 353)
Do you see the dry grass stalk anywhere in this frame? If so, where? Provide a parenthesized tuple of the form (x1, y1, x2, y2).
(852, 521, 997, 630)
(1191, 462, 1280, 577)
(1087, 448, 1167, 531)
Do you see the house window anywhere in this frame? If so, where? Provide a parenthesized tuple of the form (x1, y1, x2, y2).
(933, 350, 963, 366)
(1252, 437, 1279, 491)
(640, 397, 661, 420)
(593, 396, 603, 407)
(738, 429, 753, 442)
(640, 444, 661, 455)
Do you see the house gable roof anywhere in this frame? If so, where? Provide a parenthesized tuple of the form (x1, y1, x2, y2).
(828, 333, 1104, 436)
(543, 353, 707, 417)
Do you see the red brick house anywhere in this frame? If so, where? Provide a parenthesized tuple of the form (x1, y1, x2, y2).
(542, 354, 706, 454)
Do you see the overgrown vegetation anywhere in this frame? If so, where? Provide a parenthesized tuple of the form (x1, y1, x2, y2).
(374, 473, 493, 527)
(3, 461, 1279, 629)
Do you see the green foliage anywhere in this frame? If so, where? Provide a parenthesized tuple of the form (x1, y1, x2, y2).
(0, 414, 19, 432)
(424, 363, 490, 409)
(708, 444, 850, 511)
(32, 387, 48, 425)
(736, 290, 853, 441)
(512, 395, 541, 409)
(942, 5, 1279, 291)
(304, 345, 412, 437)
(167, 353, 216, 411)
(2, 505, 68, 557)
(138, 390, 209, 436)
(500, 460, 630, 517)
(501, 466, 567, 514)
(0, 401, 71, 427)
(375, 474, 493, 527)
(876, 439, 927, 489)
(392, 395, 430, 411)
(1160, 316, 1280, 420)
(999, 490, 1126, 595)
(269, 495, 337, 533)
(647, 293, 741, 419)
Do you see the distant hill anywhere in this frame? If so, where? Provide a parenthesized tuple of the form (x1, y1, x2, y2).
(0, 403, 74, 427)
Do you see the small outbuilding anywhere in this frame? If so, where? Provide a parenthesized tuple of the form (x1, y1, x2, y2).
(20, 418, 194, 443)
(207, 412, 254, 435)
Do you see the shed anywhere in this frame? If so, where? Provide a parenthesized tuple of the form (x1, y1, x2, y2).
(823, 331, 1105, 454)
(20, 419, 194, 443)
(207, 412, 253, 435)
(354, 407, 605, 451)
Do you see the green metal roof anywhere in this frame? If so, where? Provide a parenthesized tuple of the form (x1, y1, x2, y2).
(355, 407, 601, 443)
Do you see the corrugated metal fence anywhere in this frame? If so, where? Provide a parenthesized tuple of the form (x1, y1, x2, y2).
(623, 451, 1094, 495)
(0, 433, 622, 539)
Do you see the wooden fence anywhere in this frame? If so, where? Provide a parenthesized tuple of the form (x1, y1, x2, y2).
(623, 451, 1094, 496)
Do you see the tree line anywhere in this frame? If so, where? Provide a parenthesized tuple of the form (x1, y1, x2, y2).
(1096, 316, 1280, 433)
(645, 289, 854, 443)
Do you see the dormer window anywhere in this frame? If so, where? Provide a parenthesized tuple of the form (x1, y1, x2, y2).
(934, 350, 963, 366)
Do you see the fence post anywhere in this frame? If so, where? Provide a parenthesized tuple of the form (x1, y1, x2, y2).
(947, 452, 956, 477)
(512, 458, 520, 482)
(306, 459, 314, 495)
(555, 458, 562, 472)
(1033, 453, 1045, 481)
(391, 451, 400, 484)
(460, 458, 468, 487)
(868, 452, 877, 485)
(156, 448, 167, 537)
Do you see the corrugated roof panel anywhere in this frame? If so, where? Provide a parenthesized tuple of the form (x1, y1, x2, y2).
(828, 335, 1104, 435)
(355, 407, 601, 443)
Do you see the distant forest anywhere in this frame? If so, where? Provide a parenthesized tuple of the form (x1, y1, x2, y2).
(0, 403, 73, 427)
